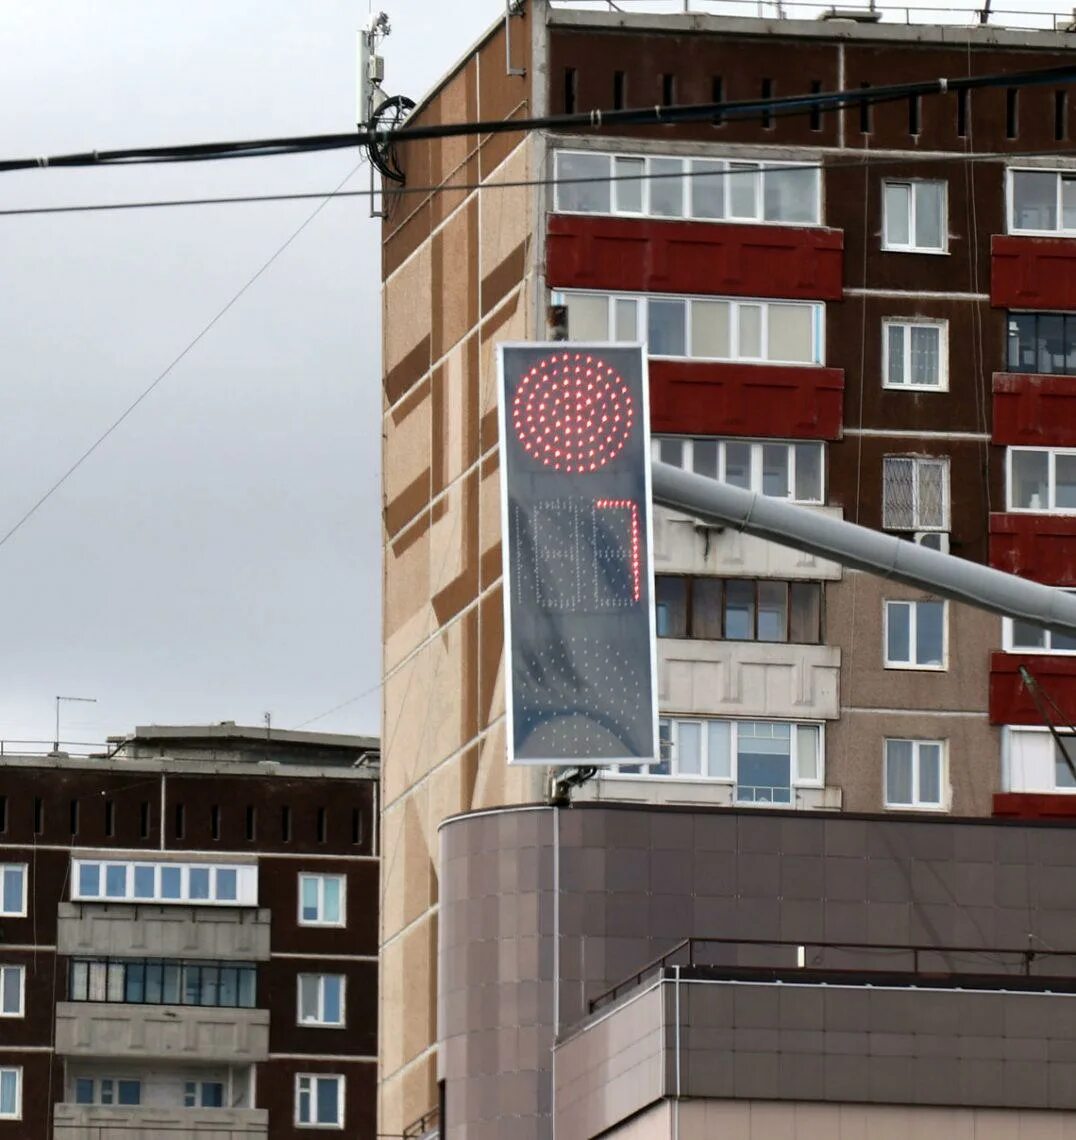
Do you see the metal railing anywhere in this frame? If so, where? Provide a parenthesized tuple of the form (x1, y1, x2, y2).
(54, 1127, 265, 1139)
(0, 738, 110, 758)
(589, 935, 1076, 1012)
(549, 0, 1076, 33)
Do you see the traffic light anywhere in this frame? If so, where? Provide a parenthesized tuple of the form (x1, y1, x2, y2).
(497, 343, 657, 766)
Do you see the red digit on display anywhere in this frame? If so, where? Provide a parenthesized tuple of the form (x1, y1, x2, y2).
(595, 498, 641, 603)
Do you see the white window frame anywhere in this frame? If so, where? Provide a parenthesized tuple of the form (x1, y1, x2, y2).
(553, 149, 823, 226)
(1003, 593, 1076, 654)
(882, 319, 948, 391)
(1002, 725, 1076, 793)
(882, 179, 948, 254)
(883, 739, 948, 811)
(0, 966, 25, 1019)
(881, 455, 950, 531)
(70, 860, 256, 907)
(0, 865, 27, 918)
(608, 717, 824, 792)
(295, 1073, 345, 1129)
(297, 973, 347, 1028)
(1006, 446, 1076, 513)
(554, 289, 826, 367)
(651, 436, 826, 504)
(297, 874, 347, 928)
(0, 1067, 22, 1121)
(184, 1079, 225, 1108)
(1008, 168, 1076, 236)
(884, 599, 948, 670)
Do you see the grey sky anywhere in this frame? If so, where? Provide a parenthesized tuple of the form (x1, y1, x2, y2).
(0, 0, 1044, 749)
(0, 1, 484, 747)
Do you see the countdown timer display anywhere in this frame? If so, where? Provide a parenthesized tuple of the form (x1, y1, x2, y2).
(498, 343, 657, 767)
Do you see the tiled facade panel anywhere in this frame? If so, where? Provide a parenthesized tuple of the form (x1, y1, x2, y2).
(658, 639, 841, 722)
(648, 360, 844, 440)
(994, 373, 1076, 448)
(829, 437, 1003, 565)
(441, 804, 1076, 1137)
(990, 512, 1076, 584)
(546, 214, 844, 300)
(992, 236, 1076, 312)
(653, 505, 844, 580)
(555, 978, 1076, 1137)
(828, 297, 1001, 436)
(991, 652, 1076, 726)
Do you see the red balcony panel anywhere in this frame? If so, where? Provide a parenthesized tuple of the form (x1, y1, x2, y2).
(547, 214, 844, 300)
(992, 235, 1076, 311)
(990, 513, 1076, 584)
(990, 652, 1076, 725)
(649, 360, 844, 439)
(993, 373, 1076, 447)
(993, 792, 1076, 819)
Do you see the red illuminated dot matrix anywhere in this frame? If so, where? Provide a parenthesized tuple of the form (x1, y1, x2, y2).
(511, 352, 636, 473)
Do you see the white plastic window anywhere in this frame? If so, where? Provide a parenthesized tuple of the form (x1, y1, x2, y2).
(1010, 169, 1076, 234)
(884, 600, 947, 669)
(1007, 448, 1076, 512)
(883, 321, 947, 389)
(881, 456, 949, 531)
(0, 866, 26, 918)
(883, 180, 947, 252)
(0, 1068, 21, 1120)
(295, 1073, 344, 1128)
(0, 967, 24, 1018)
(298, 874, 346, 927)
(652, 436, 824, 504)
(298, 974, 346, 1027)
(884, 739, 946, 809)
(71, 860, 253, 906)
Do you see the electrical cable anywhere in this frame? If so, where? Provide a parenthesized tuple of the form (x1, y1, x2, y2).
(6, 141, 1076, 218)
(4, 61, 1076, 174)
(0, 158, 365, 554)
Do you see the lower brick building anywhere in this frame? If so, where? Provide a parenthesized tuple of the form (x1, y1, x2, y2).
(0, 723, 379, 1139)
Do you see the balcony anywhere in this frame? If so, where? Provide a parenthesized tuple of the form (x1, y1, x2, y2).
(649, 359, 844, 440)
(547, 213, 844, 300)
(993, 373, 1076, 448)
(992, 235, 1076, 312)
(53, 1104, 267, 1140)
(55, 1002, 269, 1062)
(990, 652, 1076, 726)
(57, 902, 271, 961)
(989, 513, 1076, 585)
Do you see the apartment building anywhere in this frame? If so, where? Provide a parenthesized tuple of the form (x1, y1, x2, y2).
(0, 723, 379, 1139)
(379, 1, 1076, 1133)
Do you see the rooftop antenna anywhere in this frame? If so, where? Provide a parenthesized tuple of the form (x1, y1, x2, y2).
(357, 11, 414, 215)
(264, 711, 272, 740)
(54, 695, 96, 754)
(979, 0, 992, 23)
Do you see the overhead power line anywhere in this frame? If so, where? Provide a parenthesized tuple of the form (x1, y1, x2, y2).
(3, 62, 1076, 174)
(3, 142, 1076, 218)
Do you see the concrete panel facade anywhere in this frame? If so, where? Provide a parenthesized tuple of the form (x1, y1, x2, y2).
(56, 902, 271, 960)
(54, 1002, 269, 1062)
(52, 1105, 268, 1140)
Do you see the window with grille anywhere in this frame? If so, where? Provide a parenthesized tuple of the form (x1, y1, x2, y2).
(882, 456, 949, 531)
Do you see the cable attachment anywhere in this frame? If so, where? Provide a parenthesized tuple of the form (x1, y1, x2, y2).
(366, 94, 416, 184)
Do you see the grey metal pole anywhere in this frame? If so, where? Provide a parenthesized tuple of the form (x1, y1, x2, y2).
(650, 460, 1076, 637)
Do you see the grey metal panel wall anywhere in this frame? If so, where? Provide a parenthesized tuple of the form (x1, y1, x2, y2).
(439, 804, 1076, 1138)
(56, 903, 272, 961)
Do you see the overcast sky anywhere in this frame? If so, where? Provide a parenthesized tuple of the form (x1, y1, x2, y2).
(0, 0, 1048, 751)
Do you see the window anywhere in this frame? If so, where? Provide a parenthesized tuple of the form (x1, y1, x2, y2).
(0, 1068, 20, 1120)
(653, 436, 825, 503)
(1004, 597, 1076, 654)
(883, 320, 947, 389)
(72, 1077, 140, 1106)
(556, 290, 824, 366)
(1007, 447, 1076, 512)
(295, 1073, 344, 1128)
(654, 576, 822, 643)
(71, 860, 256, 906)
(884, 739, 946, 810)
(882, 456, 949, 531)
(298, 974, 346, 1027)
(0, 967, 24, 1018)
(1004, 727, 1076, 792)
(884, 599, 947, 669)
(185, 1081, 224, 1108)
(613, 717, 822, 802)
(883, 179, 946, 252)
(1007, 312, 1076, 376)
(298, 874, 346, 927)
(554, 149, 821, 225)
(0, 866, 26, 917)
(1010, 169, 1076, 234)
(68, 958, 256, 1008)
